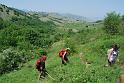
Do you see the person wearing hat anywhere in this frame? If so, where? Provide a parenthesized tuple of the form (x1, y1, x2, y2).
(36, 49, 47, 80)
(59, 48, 70, 65)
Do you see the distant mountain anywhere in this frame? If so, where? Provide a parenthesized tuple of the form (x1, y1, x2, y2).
(50, 13, 88, 21)
(0, 3, 93, 23)
(27, 11, 93, 25)
(46, 12, 92, 22)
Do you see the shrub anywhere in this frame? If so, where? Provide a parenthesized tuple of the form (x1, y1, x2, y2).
(0, 48, 31, 74)
(0, 7, 3, 12)
(64, 38, 77, 53)
(0, 32, 17, 47)
(14, 10, 20, 16)
(104, 12, 121, 34)
(6, 9, 9, 14)
(25, 29, 40, 44)
(0, 17, 5, 29)
(119, 15, 124, 35)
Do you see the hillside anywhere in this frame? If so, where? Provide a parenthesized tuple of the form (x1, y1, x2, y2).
(0, 21, 124, 83)
(0, 4, 124, 83)
(27, 12, 91, 25)
(0, 3, 91, 25)
(0, 4, 27, 20)
(0, 4, 61, 76)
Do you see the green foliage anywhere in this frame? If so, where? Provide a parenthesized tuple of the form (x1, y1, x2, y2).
(14, 10, 20, 16)
(0, 22, 123, 83)
(0, 25, 20, 47)
(0, 7, 59, 75)
(121, 15, 124, 33)
(0, 48, 31, 74)
(25, 29, 40, 44)
(0, 13, 57, 48)
(104, 12, 121, 34)
(122, 15, 124, 21)
(64, 38, 77, 53)
(1, 4, 7, 8)
(0, 7, 3, 12)
(0, 6, 124, 83)
(6, 9, 9, 14)
(54, 33, 64, 42)
(0, 17, 6, 29)
(11, 16, 19, 22)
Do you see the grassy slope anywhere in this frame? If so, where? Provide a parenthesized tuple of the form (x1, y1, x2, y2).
(0, 22, 124, 83)
(0, 4, 25, 20)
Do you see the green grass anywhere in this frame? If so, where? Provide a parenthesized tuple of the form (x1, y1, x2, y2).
(0, 22, 124, 83)
(0, 60, 39, 83)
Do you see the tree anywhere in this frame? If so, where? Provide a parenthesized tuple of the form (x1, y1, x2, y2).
(0, 17, 6, 29)
(104, 12, 121, 34)
(118, 15, 124, 34)
(0, 7, 3, 12)
(122, 15, 124, 21)
(6, 9, 9, 14)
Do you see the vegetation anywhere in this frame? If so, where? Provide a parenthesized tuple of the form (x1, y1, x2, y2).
(0, 7, 3, 12)
(104, 12, 121, 34)
(0, 4, 60, 75)
(0, 48, 31, 74)
(0, 4, 124, 83)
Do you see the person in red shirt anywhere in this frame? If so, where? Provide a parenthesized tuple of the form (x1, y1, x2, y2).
(36, 50, 47, 80)
(59, 48, 70, 65)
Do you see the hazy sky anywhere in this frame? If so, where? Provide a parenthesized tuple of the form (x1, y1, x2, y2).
(0, 0, 124, 19)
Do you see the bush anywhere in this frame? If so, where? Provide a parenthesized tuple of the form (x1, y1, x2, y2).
(0, 31, 18, 47)
(0, 7, 3, 12)
(104, 12, 121, 34)
(0, 48, 31, 74)
(120, 15, 124, 34)
(0, 17, 6, 29)
(25, 29, 40, 44)
(64, 38, 77, 53)
(17, 41, 33, 50)
(14, 10, 20, 16)
(6, 9, 9, 14)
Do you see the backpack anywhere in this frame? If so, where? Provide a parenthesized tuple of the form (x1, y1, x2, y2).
(59, 49, 66, 57)
(36, 56, 46, 69)
(36, 59, 42, 69)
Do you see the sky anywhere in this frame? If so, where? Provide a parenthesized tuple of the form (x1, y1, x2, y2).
(0, 0, 124, 20)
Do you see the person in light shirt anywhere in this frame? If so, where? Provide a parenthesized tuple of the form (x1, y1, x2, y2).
(107, 44, 120, 66)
